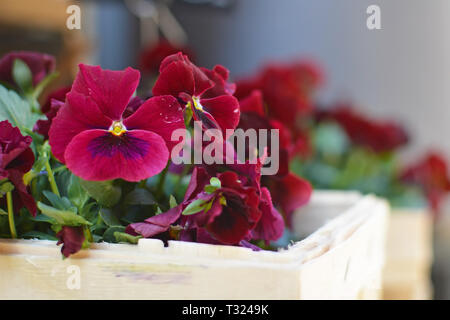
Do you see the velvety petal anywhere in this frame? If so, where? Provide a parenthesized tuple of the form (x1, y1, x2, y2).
(41, 86, 71, 114)
(0, 51, 55, 87)
(126, 205, 182, 238)
(56, 226, 85, 258)
(265, 173, 312, 226)
(154, 53, 213, 97)
(252, 187, 284, 242)
(124, 95, 185, 152)
(72, 64, 140, 120)
(48, 91, 112, 163)
(64, 129, 169, 182)
(152, 60, 195, 97)
(0, 121, 33, 170)
(238, 90, 265, 116)
(206, 204, 255, 245)
(201, 65, 236, 98)
(200, 95, 240, 135)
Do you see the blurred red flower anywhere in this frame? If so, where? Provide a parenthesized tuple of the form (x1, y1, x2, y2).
(317, 105, 409, 153)
(139, 40, 194, 75)
(0, 51, 55, 88)
(401, 152, 450, 213)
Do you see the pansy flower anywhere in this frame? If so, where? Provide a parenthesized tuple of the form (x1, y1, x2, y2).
(0, 51, 55, 88)
(152, 53, 240, 136)
(56, 226, 85, 258)
(49, 64, 185, 182)
(0, 120, 36, 215)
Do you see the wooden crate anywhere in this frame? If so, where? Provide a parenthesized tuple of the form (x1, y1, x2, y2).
(382, 209, 433, 300)
(0, 191, 389, 299)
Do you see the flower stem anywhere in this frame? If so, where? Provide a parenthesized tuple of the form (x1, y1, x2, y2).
(156, 162, 170, 200)
(45, 160, 60, 197)
(7, 191, 16, 239)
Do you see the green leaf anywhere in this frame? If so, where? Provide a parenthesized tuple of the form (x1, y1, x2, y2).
(182, 198, 208, 216)
(313, 122, 349, 156)
(12, 59, 32, 94)
(0, 85, 42, 133)
(37, 202, 91, 227)
(22, 231, 58, 241)
(0, 208, 7, 215)
(209, 177, 221, 189)
(79, 179, 122, 207)
(169, 195, 177, 209)
(43, 190, 76, 212)
(68, 175, 89, 210)
(99, 208, 121, 227)
(123, 188, 156, 206)
(102, 226, 126, 243)
(114, 232, 141, 244)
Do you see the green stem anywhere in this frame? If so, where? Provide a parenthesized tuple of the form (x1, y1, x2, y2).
(7, 192, 16, 239)
(156, 162, 170, 200)
(45, 160, 60, 196)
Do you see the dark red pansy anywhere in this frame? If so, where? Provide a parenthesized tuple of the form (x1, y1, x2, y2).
(56, 226, 85, 258)
(317, 105, 409, 153)
(263, 172, 312, 226)
(0, 51, 55, 88)
(139, 40, 194, 75)
(48, 64, 185, 182)
(181, 168, 261, 245)
(152, 52, 240, 136)
(400, 152, 450, 213)
(40, 86, 71, 114)
(0, 120, 36, 215)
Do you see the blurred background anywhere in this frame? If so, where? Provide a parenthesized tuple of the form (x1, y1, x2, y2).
(1, 0, 450, 299)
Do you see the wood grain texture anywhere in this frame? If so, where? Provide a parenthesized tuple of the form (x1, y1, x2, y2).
(0, 191, 389, 299)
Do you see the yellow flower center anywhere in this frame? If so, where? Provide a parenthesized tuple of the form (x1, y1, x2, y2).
(191, 96, 203, 111)
(109, 121, 127, 136)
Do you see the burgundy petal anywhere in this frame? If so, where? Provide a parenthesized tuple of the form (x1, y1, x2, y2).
(64, 129, 169, 182)
(48, 91, 112, 163)
(126, 205, 182, 238)
(265, 173, 312, 226)
(252, 187, 284, 242)
(72, 64, 140, 120)
(124, 95, 185, 152)
(0, 51, 55, 87)
(200, 95, 240, 136)
(56, 226, 85, 258)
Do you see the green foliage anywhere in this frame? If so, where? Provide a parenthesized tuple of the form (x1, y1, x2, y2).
(79, 179, 122, 207)
(12, 59, 33, 94)
(0, 85, 42, 134)
(37, 202, 91, 227)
